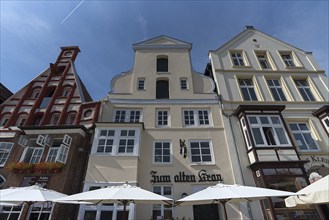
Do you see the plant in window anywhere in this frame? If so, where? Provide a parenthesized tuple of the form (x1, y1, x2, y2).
(6, 162, 34, 173)
(34, 162, 64, 173)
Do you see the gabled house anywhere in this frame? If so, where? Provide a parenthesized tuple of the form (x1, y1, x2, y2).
(205, 26, 329, 219)
(0, 46, 100, 220)
(78, 36, 236, 220)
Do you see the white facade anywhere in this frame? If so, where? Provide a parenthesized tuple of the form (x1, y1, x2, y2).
(78, 36, 239, 220)
(207, 26, 329, 219)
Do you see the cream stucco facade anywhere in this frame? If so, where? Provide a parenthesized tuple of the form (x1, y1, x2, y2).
(78, 36, 240, 220)
(207, 26, 329, 220)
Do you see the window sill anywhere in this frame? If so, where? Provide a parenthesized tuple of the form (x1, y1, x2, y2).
(156, 71, 171, 74)
(190, 162, 215, 166)
(285, 66, 304, 69)
(232, 65, 252, 69)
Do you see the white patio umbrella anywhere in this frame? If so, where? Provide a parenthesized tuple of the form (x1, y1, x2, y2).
(0, 185, 67, 204)
(176, 183, 298, 220)
(55, 183, 173, 220)
(285, 175, 329, 207)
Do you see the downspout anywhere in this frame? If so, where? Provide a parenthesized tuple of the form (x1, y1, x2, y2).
(218, 95, 254, 220)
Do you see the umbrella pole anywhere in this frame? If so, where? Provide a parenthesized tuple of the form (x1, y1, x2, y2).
(220, 201, 228, 220)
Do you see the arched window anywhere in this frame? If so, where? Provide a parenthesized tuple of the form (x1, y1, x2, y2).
(157, 56, 168, 72)
(16, 114, 27, 126)
(34, 114, 43, 125)
(0, 114, 10, 127)
(31, 88, 41, 99)
(156, 80, 169, 99)
(62, 87, 71, 97)
(66, 112, 76, 125)
(50, 113, 60, 125)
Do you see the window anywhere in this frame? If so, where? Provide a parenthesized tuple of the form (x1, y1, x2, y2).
(137, 78, 145, 90)
(114, 110, 141, 123)
(190, 141, 213, 163)
(0, 206, 23, 220)
(239, 79, 258, 101)
(46, 136, 71, 163)
(180, 78, 188, 90)
(18, 135, 28, 147)
(30, 148, 43, 163)
(28, 203, 52, 220)
(97, 130, 114, 153)
(118, 130, 135, 154)
(157, 57, 168, 72)
(281, 53, 295, 67)
(231, 51, 245, 66)
(62, 87, 71, 97)
(289, 122, 318, 151)
(321, 116, 329, 134)
(36, 134, 49, 147)
(156, 80, 169, 99)
(153, 186, 173, 219)
(66, 113, 76, 125)
(93, 128, 140, 156)
(246, 115, 290, 147)
(34, 115, 43, 126)
(78, 184, 124, 220)
(39, 89, 55, 109)
(31, 88, 41, 99)
(0, 114, 10, 127)
(294, 79, 315, 101)
(0, 175, 5, 188)
(0, 142, 13, 166)
(16, 115, 27, 126)
(156, 110, 169, 127)
(256, 53, 271, 69)
(267, 79, 287, 101)
(50, 113, 60, 125)
(183, 110, 210, 126)
(154, 141, 171, 163)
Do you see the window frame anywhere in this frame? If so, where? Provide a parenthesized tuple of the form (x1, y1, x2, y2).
(156, 56, 169, 73)
(321, 116, 329, 134)
(289, 122, 319, 151)
(0, 142, 14, 166)
(156, 109, 169, 127)
(246, 115, 291, 147)
(238, 78, 258, 101)
(92, 128, 140, 156)
(152, 185, 173, 219)
(183, 109, 211, 127)
(294, 79, 316, 101)
(230, 51, 246, 67)
(29, 147, 44, 163)
(50, 113, 60, 125)
(0, 114, 10, 127)
(137, 78, 145, 90)
(153, 141, 172, 164)
(279, 51, 302, 68)
(189, 140, 214, 164)
(267, 79, 287, 101)
(180, 78, 188, 90)
(114, 109, 142, 123)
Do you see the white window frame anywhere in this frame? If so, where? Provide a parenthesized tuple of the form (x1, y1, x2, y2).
(267, 79, 287, 101)
(180, 78, 188, 90)
(256, 53, 271, 69)
(30, 147, 44, 163)
(240, 117, 252, 150)
(78, 183, 133, 220)
(28, 203, 53, 220)
(18, 135, 28, 147)
(156, 109, 169, 127)
(55, 144, 69, 163)
(289, 122, 319, 151)
(230, 51, 246, 66)
(321, 116, 329, 134)
(294, 79, 316, 101)
(239, 79, 258, 101)
(137, 78, 145, 90)
(46, 148, 59, 162)
(0, 205, 23, 219)
(92, 128, 141, 156)
(36, 135, 47, 147)
(63, 134, 72, 146)
(152, 185, 173, 219)
(117, 130, 136, 154)
(189, 140, 214, 164)
(113, 109, 142, 123)
(153, 141, 172, 164)
(183, 110, 210, 127)
(0, 115, 10, 127)
(246, 115, 291, 147)
(0, 142, 14, 166)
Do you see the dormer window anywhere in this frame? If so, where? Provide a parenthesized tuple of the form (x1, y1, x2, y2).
(279, 51, 302, 68)
(230, 51, 245, 66)
(157, 56, 168, 72)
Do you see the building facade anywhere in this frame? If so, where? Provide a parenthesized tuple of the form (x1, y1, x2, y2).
(77, 36, 241, 220)
(206, 26, 329, 219)
(0, 47, 100, 220)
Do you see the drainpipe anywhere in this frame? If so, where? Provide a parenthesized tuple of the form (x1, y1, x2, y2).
(218, 94, 254, 220)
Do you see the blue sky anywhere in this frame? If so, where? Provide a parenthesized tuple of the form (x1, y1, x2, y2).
(1, 1, 328, 101)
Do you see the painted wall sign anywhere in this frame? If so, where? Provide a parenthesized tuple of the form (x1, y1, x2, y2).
(150, 170, 222, 183)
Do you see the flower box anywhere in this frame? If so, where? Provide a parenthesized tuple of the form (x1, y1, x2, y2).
(7, 162, 64, 174)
